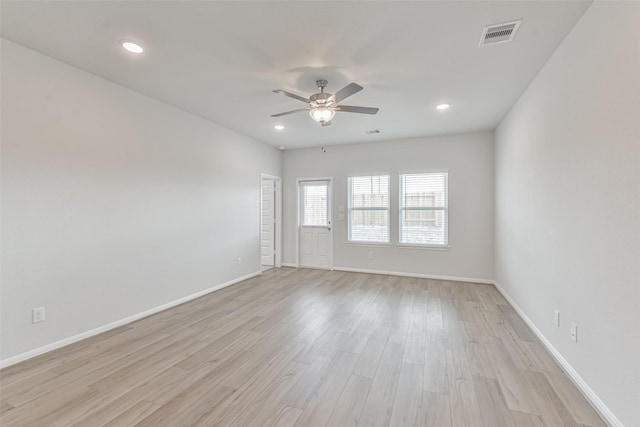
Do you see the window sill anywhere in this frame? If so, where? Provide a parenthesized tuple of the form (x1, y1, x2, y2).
(345, 241, 392, 248)
(396, 244, 450, 251)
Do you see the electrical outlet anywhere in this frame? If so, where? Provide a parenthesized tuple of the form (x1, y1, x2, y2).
(554, 310, 560, 327)
(236, 257, 242, 265)
(570, 322, 578, 342)
(32, 307, 45, 323)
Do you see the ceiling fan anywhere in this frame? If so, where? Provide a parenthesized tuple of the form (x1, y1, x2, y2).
(271, 80, 379, 127)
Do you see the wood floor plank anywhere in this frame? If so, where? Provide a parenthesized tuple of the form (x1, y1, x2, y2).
(221, 342, 300, 390)
(69, 381, 155, 427)
(293, 351, 360, 427)
(135, 383, 235, 426)
(175, 328, 259, 370)
(325, 374, 372, 427)
(403, 305, 428, 365)
(239, 362, 309, 427)
(388, 284, 414, 345)
(466, 338, 496, 378)
(510, 410, 547, 427)
(353, 320, 391, 378)
(446, 349, 482, 427)
(359, 341, 405, 427)
(0, 268, 607, 427)
(0, 327, 134, 388)
(102, 400, 161, 427)
(0, 386, 99, 427)
(485, 337, 538, 415)
(390, 362, 423, 427)
(196, 344, 306, 426)
(422, 392, 452, 427)
(426, 297, 444, 331)
(525, 370, 584, 427)
(473, 375, 516, 427)
(424, 329, 449, 394)
(270, 406, 303, 427)
(541, 370, 606, 427)
(145, 351, 255, 405)
(498, 304, 536, 342)
(0, 401, 14, 415)
(281, 355, 333, 409)
(2, 330, 174, 408)
(341, 318, 375, 354)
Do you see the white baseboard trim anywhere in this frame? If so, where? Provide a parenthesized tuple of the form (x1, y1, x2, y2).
(0, 271, 261, 369)
(332, 266, 494, 285)
(281, 262, 297, 268)
(493, 281, 622, 427)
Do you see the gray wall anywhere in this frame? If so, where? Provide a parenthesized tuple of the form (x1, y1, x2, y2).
(0, 39, 282, 361)
(283, 132, 494, 282)
(494, 2, 640, 425)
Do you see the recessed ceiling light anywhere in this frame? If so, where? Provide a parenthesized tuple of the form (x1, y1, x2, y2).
(274, 125, 284, 131)
(278, 146, 285, 150)
(121, 41, 144, 54)
(437, 103, 450, 110)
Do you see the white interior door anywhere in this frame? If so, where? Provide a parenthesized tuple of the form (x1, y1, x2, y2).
(261, 178, 275, 266)
(299, 180, 332, 269)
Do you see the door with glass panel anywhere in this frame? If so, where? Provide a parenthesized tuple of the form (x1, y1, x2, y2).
(299, 180, 332, 269)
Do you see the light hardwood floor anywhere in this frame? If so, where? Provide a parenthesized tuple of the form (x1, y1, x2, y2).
(0, 268, 606, 427)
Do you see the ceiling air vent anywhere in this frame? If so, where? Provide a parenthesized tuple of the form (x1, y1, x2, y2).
(479, 20, 521, 47)
(365, 129, 381, 135)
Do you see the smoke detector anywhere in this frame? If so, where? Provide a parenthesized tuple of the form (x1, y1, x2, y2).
(479, 20, 521, 47)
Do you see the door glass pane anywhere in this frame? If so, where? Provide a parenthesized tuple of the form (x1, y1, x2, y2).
(302, 183, 328, 226)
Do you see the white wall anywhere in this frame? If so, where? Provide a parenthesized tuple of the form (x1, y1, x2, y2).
(494, 2, 640, 426)
(283, 132, 494, 282)
(0, 39, 281, 362)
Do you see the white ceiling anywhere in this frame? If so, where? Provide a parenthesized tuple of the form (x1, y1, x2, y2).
(0, 1, 591, 149)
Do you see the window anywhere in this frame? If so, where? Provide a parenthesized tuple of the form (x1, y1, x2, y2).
(399, 172, 448, 246)
(301, 181, 328, 226)
(348, 175, 390, 243)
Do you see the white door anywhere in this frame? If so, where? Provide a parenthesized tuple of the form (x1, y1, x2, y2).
(261, 178, 275, 266)
(299, 180, 332, 269)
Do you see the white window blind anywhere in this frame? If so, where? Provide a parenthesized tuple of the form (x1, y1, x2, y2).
(301, 182, 328, 226)
(348, 175, 390, 243)
(399, 172, 448, 246)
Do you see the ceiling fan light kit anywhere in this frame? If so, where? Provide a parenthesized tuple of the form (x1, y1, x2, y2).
(272, 79, 379, 126)
(309, 107, 335, 125)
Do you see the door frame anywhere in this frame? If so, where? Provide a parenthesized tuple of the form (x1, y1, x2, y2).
(295, 177, 333, 269)
(260, 173, 282, 270)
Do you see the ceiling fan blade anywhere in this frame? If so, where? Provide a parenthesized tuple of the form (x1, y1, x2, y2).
(273, 89, 310, 104)
(271, 109, 308, 117)
(335, 105, 379, 114)
(331, 83, 363, 103)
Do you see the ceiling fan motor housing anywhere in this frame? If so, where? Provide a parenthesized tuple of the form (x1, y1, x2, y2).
(310, 92, 333, 107)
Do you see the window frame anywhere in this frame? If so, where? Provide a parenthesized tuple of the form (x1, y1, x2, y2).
(398, 170, 449, 248)
(347, 173, 391, 244)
